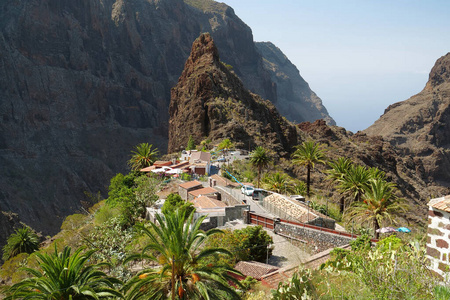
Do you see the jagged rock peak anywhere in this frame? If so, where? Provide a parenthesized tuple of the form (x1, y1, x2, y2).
(168, 33, 298, 154)
(425, 52, 450, 90)
(186, 33, 219, 66)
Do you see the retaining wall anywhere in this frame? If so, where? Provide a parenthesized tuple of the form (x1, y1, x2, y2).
(274, 222, 353, 253)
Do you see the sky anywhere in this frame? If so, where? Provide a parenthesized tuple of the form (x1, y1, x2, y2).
(221, 0, 450, 132)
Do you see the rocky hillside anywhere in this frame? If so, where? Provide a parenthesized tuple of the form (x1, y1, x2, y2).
(168, 33, 297, 155)
(364, 53, 450, 198)
(255, 42, 334, 125)
(0, 0, 333, 241)
(296, 120, 429, 225)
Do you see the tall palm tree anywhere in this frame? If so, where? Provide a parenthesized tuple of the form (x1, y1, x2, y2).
(291, 140, 326, 198)
(5, 246, 122, 299)
(346, 179, 408, 239)
(250, 146, 272, 188)
(123, 210, 241, 300)
(2, 226, 40, 262)
(327, 157, 353, 213)
(128, 143, 159, 171)
(263, 172, 291, 194)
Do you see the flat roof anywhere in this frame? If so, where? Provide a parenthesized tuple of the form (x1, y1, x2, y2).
(190, 196, 227, 209)
(189, 187, 217, 197)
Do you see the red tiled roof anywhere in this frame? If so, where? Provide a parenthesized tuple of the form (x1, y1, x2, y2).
(428, 195, 450, 213)
(140, 165, 156, 172)
(179, 180, 202, 189)
(171, 161, 190, 169)
(153, 161, 172, 167)
(188, 187, 217, 197)
(234, 261, 279, 280)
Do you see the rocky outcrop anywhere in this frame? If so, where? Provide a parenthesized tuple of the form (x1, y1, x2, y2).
(255, 42, 335, 125)
(168, 33, 297, 155)
(0, 0, 332, 241)
(364, 53, 450, 196)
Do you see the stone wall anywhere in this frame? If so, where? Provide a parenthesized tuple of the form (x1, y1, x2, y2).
(274, 222, 353, 254)
(426, 207, 450, 279)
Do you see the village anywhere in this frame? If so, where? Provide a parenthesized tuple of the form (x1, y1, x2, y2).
(136, 148, 375, 288)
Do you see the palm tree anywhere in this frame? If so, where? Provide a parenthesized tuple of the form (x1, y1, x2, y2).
(263, 172, 291, 194)
(123, 209, 241, 300)
(327, 157, 353, 213)
(291, 140, 326, 198)
(5, 246, 122, 299)
(346, 179, 408, 239)
(338, 164, 372, 204)
(217, 138, 234, 158)
(128, 143, 159, 171)
(2, 226, 40, 262)
(250, 146, 272, 188)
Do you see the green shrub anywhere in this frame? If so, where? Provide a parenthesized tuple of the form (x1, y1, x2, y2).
(161, 193, 194, 217)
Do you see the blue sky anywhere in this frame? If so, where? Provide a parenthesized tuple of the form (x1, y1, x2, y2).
(222, 0, 450, 132)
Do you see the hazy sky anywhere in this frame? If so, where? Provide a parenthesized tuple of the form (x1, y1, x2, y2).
(222, 0, 450, 132)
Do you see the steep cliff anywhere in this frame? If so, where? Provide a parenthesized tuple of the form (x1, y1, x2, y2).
(0, 0, 332, 240)
(255, 42, 335, 125)
(364, 53, 450, 197)
(168, 33, 297, 155)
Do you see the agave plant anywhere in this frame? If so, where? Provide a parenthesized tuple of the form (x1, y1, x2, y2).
(5, 246, 122, 299)
(2, 226, 40, 262)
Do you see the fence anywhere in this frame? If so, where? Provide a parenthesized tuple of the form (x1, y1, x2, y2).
(248, 212, 275, 229)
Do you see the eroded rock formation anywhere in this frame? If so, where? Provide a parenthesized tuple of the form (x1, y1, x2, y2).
(168, 33, 297, 155)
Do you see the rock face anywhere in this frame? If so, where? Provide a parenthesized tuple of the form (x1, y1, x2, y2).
(364, 53, 450, 196)
(168, 34, 297, 155)
(255, 42, 335, 125)
(0, 0, 332, 241)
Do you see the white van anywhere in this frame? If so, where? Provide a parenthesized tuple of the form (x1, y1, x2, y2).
(241, 185, 254, 196)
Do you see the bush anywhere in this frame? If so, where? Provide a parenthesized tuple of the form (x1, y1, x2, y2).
(203, 225, 273, 266)
(161, 193, 194, 217)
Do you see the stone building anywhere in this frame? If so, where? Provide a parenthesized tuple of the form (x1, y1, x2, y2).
(427, 195, 450, 279)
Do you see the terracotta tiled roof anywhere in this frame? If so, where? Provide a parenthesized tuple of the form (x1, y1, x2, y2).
(153, 161, 172, 167)
(190, 196, 227, 209)
(140, 165, 156, 172)
(189, 151, 211, 163)
(428, 195, 450, 213)
(234, 261, 279, 280)
(179, 180, 202, 189)
(188, 187, 217, 197)
(171, 161, 190, 169)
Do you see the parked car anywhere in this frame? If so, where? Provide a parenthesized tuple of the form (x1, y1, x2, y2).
(252, 188, 269, 201)
(241, 185, 254, 196)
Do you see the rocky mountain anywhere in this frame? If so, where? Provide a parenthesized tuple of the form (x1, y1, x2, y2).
(364, 53, 450, 198)
(168, 33, 297, 155)
(0, 0, 333, 242)
(255, 42, 334, 125)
